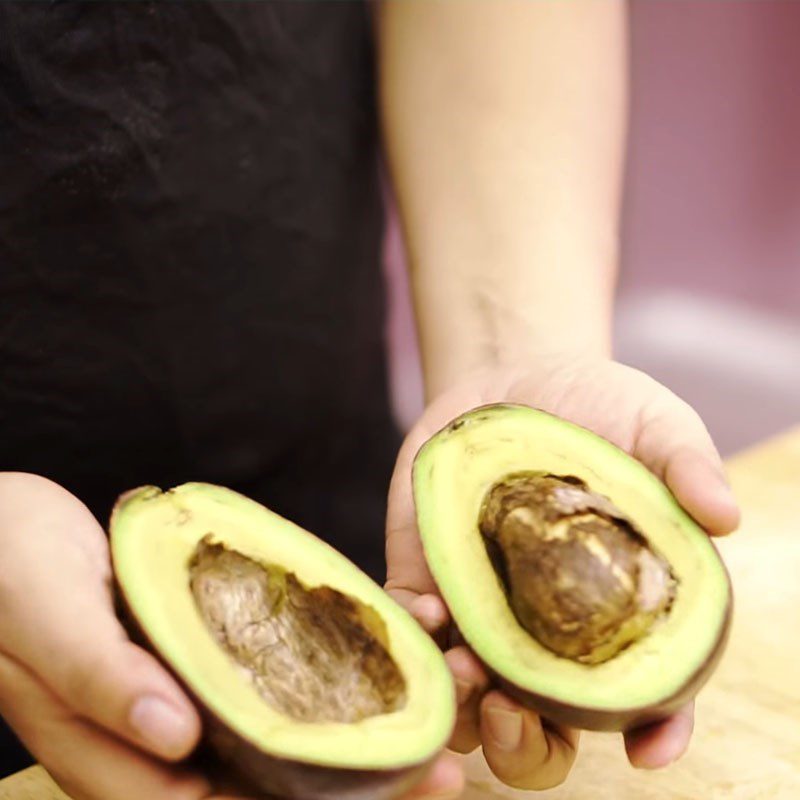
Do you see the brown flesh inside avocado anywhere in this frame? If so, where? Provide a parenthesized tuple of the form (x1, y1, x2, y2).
(189, 537, 407, 723)
(480, 473, 677, 664)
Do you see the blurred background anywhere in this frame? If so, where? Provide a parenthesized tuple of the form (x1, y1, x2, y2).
(384, 0, 800, 457)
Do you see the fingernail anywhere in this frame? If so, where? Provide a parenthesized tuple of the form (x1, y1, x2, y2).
(455, 679, 473, 705)
(130, 696, 193, 757)
(486, 707, 523, 751)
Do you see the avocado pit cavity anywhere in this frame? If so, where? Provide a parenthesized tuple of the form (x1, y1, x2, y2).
(480, 473, 677, 664)
(189, 537, 407, 722)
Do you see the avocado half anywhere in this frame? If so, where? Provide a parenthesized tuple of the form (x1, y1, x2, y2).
(412, 403, 732, 732)
(110, 484, 455, 800)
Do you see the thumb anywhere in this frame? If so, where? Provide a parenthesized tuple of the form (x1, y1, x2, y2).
(385, 413, 453, 637)
(62, 628, 202, 762)
(384, 420, 438, 597)
(11, 575, 201, 761)
(634, 399, 741, 536)
(385, 386, 498, 636)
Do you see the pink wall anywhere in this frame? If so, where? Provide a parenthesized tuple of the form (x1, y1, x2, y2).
(385, 1, 800, 432)
(622, 1, 800, 311)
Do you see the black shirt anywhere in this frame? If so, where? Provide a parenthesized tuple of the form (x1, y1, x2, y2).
(0, 1, 398, 776)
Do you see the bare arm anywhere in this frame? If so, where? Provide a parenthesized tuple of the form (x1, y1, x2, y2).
(379, 4, 738, 789)
(377, 0, 627, 400)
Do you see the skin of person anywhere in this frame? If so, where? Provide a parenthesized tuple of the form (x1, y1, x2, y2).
(0, 3, 739, 799)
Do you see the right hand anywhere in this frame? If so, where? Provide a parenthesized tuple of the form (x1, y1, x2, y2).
(385, 358, 740, 789)
(0, 473, 462, 800)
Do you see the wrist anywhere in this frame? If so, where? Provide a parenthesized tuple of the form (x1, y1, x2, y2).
(412, 249, 616, 401)
(420, 339, 612, 404)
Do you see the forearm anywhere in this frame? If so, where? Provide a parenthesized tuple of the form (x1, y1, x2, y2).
(378, 0, 627, 400)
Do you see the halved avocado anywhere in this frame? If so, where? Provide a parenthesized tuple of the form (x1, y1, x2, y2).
(110, 483, 455, 800)
(413, 404, 732, 732)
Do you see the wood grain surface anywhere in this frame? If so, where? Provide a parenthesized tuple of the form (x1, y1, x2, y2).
(2, 428, 799, 800)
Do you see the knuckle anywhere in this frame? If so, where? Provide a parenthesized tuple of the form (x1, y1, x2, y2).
(58, 647, 118, 715)
(61, 661, 100, 710)
(59, 639, 145, 711)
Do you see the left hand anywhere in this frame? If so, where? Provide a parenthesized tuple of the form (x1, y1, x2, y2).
(0, 473, 464, 800)
(385, 356, 740, 791)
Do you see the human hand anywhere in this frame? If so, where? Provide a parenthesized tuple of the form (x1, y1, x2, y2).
(0, 473, 217, 799)
(386, 357, 740, 790)
(0, 473, 460, 800)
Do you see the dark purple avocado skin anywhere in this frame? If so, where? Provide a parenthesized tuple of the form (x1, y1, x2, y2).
(201, 719, 430, 800)
(488, 596, 733, 733)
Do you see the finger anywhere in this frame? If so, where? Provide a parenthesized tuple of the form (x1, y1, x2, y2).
(385, 385, 489, 599)
(0, 651, 214, 800)
(633, 402, 740, 536)
(480, 691, 579, 791)
(663, 447, 740, 536)
(0, 490, 200, 760)
(385, 420, 442, 599)
(2, 583, 200, 761)
(398, 753, 465, 800)
(444, 646, 491, 754)
(624, 702, 694, 769)
(386, 590, 451, 637)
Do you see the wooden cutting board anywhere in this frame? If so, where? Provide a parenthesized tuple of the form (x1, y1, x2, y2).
(2, 427, 799, 800)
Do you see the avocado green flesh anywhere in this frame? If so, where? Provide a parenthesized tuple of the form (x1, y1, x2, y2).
(111, 483, 454, 771)
(413, 404, 731, 713)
